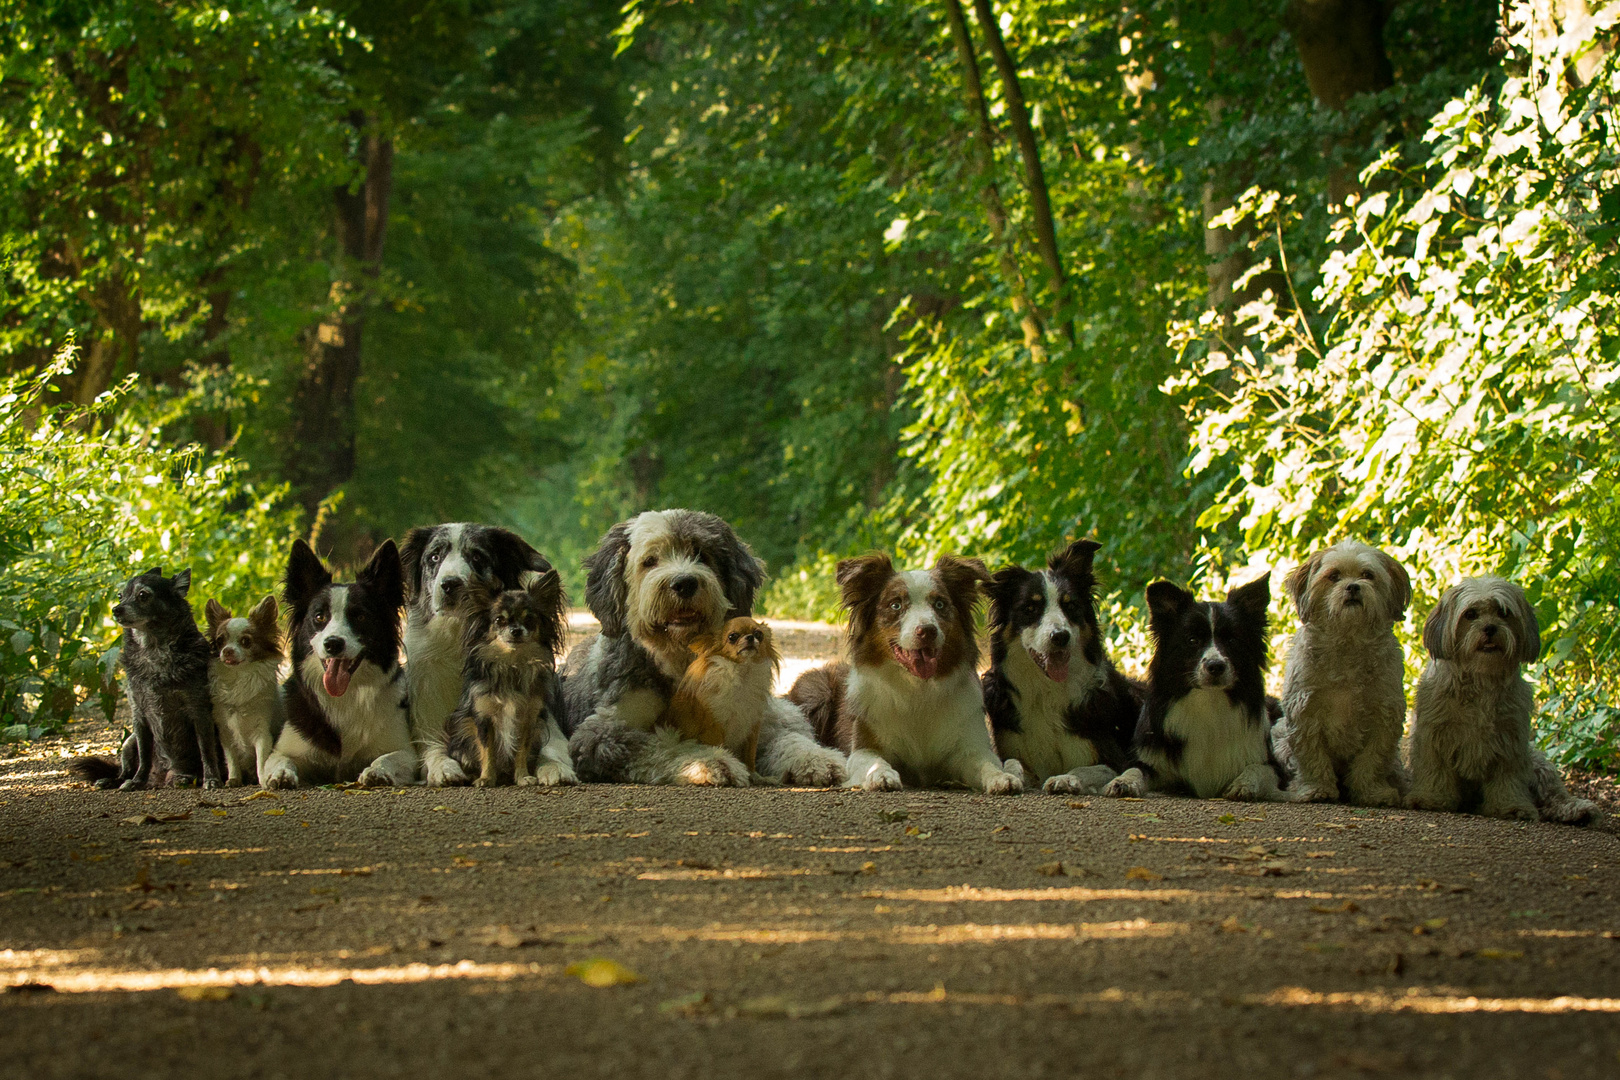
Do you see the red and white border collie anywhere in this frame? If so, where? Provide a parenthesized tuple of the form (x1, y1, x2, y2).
(790, 552, 1023, 795)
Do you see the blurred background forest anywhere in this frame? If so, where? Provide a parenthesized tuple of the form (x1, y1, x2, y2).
(1, 0, 1616, 769)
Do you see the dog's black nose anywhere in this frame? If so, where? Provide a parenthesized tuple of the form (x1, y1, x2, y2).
(323, 637, 347, 657)
(1482, 624, 1497, 639)
(1049, 629, 1071, 648)
(671, 576, 699, 600)
(915, 623, 938, 643)
(440, 576, 464, 599)
(1203, 657, 1228, 678)
(509, 625, 526, 639)
(1345, 582, 1361, 596)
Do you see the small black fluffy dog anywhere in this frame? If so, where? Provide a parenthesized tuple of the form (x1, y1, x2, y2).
(444, 571, 572, 786)
(70, 567, 223, 790)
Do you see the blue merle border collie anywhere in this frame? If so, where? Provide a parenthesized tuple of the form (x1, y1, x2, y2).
(1104, 575, 1289, 802)
(259, 539, 417, 788)
(981, 540, 1143, 795)
(399, 523, 555, 787)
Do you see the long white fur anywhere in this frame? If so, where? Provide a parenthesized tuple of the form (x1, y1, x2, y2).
(1406, 576, 1594, 824)
(406, 523, 477, 788)
(1275, 541, 1408, 806)
(209, 615, 283, 787)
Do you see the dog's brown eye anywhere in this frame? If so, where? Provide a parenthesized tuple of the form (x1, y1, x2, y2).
(1059, 594, 1071, 605)
(1360, 571, 1374, 580)
(240, 635, 252, 647)
(1326, 570, 1340, 583)
(727, 633, 740, 644)
(1462, 607, 1477, 620)
(642, 555, 658, 569)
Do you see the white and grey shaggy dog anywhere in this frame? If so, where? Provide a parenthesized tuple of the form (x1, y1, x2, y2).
(1406, 576, 1595, 824)
(400, 523, 554, 787)
(564, 509, 847, 787)
(1273, 541, 1410, 806)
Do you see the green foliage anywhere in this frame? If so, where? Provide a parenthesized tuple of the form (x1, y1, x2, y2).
(1174, 7, 1620, 768)
(0, 344, 297, 735)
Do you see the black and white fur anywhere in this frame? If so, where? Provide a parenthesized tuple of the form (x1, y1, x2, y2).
(1406, 576, 1595, 824)
(400, 523, 555, 787)
(68, 568, 223, 790)
(982, 540, 1142, 795)
(260, 540, 418, 789)
(1105, 576, 1287, 802)
(564, 509, 846, 787)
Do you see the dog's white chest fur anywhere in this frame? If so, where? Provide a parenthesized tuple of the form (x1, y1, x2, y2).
(847, 662, 985, 784)
(999, 644, 1103, 779)
(1161, 689, 1265, 799)
(405, 612, 465, 740)
(696, 658, 773, 747)
(299, 655, 407, 768)
(211, 659, 280, 714)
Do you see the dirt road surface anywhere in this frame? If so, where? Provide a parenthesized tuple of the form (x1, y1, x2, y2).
(3, 620, 1619, 1079)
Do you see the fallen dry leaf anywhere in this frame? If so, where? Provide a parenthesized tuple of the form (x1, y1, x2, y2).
(240, 791, 278, 802)
(1125, 866, 1162, 881)
(262, 808, 286, 816)
(565, 958, 641, 988)
(176, 986, 233, 1002)
(1473, 948, 1524, 961)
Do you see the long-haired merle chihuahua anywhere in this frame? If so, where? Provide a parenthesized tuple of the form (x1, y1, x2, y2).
(444, 570, 576, 786)
(70, 567, 223, 789)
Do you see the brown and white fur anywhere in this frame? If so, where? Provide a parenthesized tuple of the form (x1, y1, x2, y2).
(790, 553, 1023, 795)
(1406, 576, 1595, 824)
(661, 617, 779, 774)
(444, 572, 574, 787)
(1273, 541, 1409, 806)
(204, 596, 285, 787)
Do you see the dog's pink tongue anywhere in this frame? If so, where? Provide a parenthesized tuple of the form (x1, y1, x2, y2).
(322, 658, 352, 697)
(1042, 656, 1069, 683)
(896, 648, 939, 680)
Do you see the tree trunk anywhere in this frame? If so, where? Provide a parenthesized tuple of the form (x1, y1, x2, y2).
(1288, 0, 1395, 205)
(941, 0, 1046, 359)
(286, 113, 393, 519)
(968, 0, 1073, 345)
(70, 272, 142, 406)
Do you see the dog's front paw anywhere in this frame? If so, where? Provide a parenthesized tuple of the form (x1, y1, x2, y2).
(982, 767, 1024, 797)
(1044, 765, 1118, 796)
(263, 761, 299, 790)
(473, 776, 496, 788)
(171, 774, 199, 789)
(226, 777, 244, 789)
(1103, 769, 1146, 798)
(202, 778, 222, 790)
(678, 754, 749, 787)
(118, 779, 147, 792)
(516, 774, 539, 787)
(424, 757, 469, 788)
(1286, 783, 1336, 804)
(94, 777, 120, 791)
(356, 765, 397, 788)
(776, 745, 847, 788)
(857, 763, 903, 792)
(1404, 791, 1454, 813)
(1349, 783, 1401, 809)
(1483, 801, 1537, 822)
(532, 761, 578, 787)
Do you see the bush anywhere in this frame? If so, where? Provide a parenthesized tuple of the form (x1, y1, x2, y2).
(1172, 5, 1620, 769)
(0, 345, 299, 737)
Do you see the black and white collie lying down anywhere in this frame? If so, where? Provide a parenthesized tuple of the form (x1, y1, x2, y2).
(1105, 575, 1289, 802)
(260, 540, 418, 789)
(790, 552, 1023, 795)
(982, 540, 1142, 795)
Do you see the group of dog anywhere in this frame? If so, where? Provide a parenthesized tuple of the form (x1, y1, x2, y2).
(69, 508, 1597, 826)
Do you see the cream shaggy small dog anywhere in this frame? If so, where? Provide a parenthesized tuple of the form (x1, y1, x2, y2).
(1406, 576, 1595, 824)
(1273, 541, 1409, 806)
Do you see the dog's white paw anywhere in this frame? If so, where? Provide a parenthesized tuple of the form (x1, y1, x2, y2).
(516, 774, 539, 787)
(356, 764, 397, 788)
(858, 763, 903, 792)
(532, 761, 578, 787)
(1102, 769, 1146, 798)
(1285, 783, 1336, 804)
(678, 754, 749, 787)
(775, 744, 848, 788)
(1043, 765, 1118, 796)
(982, 767, 1024, 797)
(262, 761, 299, 790)
(1222, 777, 1262, 802)
(424, 757, 468, 788)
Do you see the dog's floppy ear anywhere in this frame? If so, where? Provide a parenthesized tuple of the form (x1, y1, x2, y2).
(715, 525, 766, 619)
(1226, 573, 1272, 622)
(984, 565, 1034, 634)
(170, 568, 192, 598)
(583, 521, 632, 637)
(1048, 539, 1101, 586)
(248, 595, 281, 647)
(1377, 549, 1412, 619)
(284, 539, 332, 613)
(1283, 552, 1321, 620)
(205, 599, 230, 635)
(487, 527, 552, 587)
(358, 538, 405, 613)
(936, 555, 990, 622)
(836, 552, 895, 608)
(1421, 585, 1456, 660)
(1144, 580, 1193, 626)
(1503, 580, 1541, 664)
(399, 527, 434, 603)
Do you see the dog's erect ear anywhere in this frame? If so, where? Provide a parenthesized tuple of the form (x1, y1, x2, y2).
(984, 566, 1034, 633)
(399, 527, 434, 603)
(1502, 580, 1541, 664)
(143, 566, 163, 580)
(1144, 580, 1193, 624)
(1227, 574, 1272, 622)
(836, 552, 895, 610)
(583, 521, 633, 637)
(1283, 553, 1321, 619)
(935, 555, 990, 620)
(170, 569, 191, 598)
(1048, 539, 1101, 586)
(248, 595, 281, 647)
(525, 567, 565, 612)
(487, 527, 552, 587)
(358, 539, 405, 612)
(1421, 586, 1456, 660)
(1376, 549, 1412, 619)
(284, 539, 332, 610)
(205, 599, 230, 634)
(458, 579, 497, 618)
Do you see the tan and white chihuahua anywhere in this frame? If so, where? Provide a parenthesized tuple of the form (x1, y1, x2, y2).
(204, 596, 285, 786)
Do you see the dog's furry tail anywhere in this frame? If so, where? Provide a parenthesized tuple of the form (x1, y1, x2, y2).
(786, 662, 848, 748)
(1530, 749, 1598, 825)
(67, 756, 120, 784)
(568, 713, 653, 783)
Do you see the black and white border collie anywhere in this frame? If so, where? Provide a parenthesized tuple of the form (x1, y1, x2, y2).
(260, 539, 417, 788)
(400, 523, 555, 787)
(1105, 575, 1288, 802)
(982, 540, 1142, 795)
(790, 552, 1023, 795)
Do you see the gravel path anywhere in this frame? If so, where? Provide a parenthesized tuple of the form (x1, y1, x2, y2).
(3, 621, 1618, 1079)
